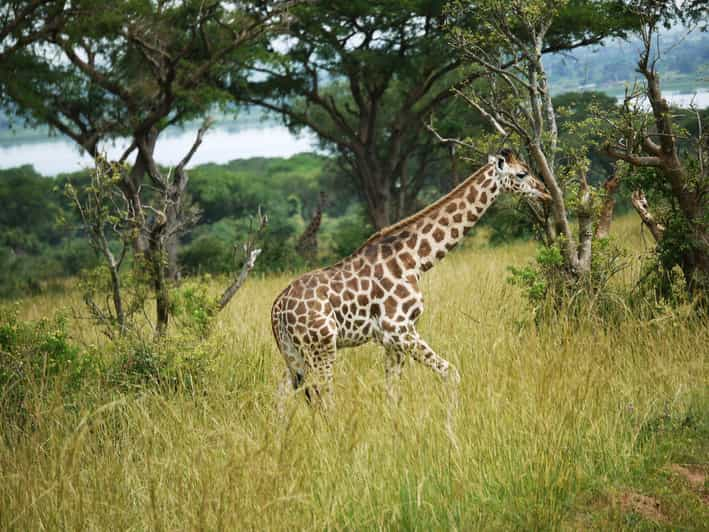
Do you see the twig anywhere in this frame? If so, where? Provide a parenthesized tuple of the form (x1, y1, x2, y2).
(452, 88, 508, 136)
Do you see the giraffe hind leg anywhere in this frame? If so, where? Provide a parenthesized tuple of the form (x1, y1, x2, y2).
(274, 323, 308, 418)
(300, 337, 337, 409)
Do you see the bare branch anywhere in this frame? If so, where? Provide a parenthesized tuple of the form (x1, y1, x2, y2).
(175, 117, 213, 177)
(631, 190, 665, 243)
(217, 208, 268, 311)
(425, 118, 483, 152)
(217, 248, 262, 312)
(452, 88, 508, 136)
(605, 144, 663, 167)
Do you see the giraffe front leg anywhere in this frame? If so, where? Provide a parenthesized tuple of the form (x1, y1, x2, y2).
(406, 330, 461, 449)
(384, 345, 406, 404)
(407, 332, 461, 385)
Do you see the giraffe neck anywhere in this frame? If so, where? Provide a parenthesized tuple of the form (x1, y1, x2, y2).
(352, 163, 500, 276)
(296, 192, 326, 256)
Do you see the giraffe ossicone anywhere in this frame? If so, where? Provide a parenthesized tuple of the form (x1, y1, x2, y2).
(271, 149, 550, 407)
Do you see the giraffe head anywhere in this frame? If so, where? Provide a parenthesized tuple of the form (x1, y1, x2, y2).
(489, 148, 551, 202)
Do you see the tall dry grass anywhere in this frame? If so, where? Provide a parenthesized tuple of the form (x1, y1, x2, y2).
(1, 216, 707, 530)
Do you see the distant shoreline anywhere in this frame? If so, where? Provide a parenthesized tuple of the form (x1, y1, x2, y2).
(1, 83, 706, 176)
(2, 81, 707, 149)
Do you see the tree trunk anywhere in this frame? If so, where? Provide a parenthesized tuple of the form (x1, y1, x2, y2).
(164, 198, 181, 282)
(528, 143, 581, 275)
(362, 167, 392, 229)
(638, 42, 708, 297)
(166, 233, 180, 282)
(149, 212, 169, 336)
(576, 173, 593, 275)
(120, 132, 158, 257)
(682, 227, 709, 298)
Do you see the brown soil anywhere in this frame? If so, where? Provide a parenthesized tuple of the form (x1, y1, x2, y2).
(667, 463, 709, 505)
(668, 464, 707, 488)
(616, 491, 667, 523)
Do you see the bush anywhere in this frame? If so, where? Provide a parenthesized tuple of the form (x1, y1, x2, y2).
(170, 279, 218, 337)
(484, 198, 537, 246)
(0, 310, 96, 424)
(180, 234, 233, 275)
(508, 238, 630, 322)
(325, 204, 374, 258)
(107, 336, 211, 393)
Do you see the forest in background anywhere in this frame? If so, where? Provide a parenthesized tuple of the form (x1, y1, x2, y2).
(2, 91, 707, 298)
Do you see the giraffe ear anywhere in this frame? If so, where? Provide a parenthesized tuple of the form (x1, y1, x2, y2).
(496, 156, 506, 171)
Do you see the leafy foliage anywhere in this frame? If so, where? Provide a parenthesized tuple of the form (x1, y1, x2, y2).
(508, 237, 630, 321)
(107, 336, 211, 393)
(0, 310, 97, 425)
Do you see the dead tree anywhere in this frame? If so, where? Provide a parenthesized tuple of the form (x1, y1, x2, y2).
(604, 9, 708, 297)
(595, 166, 623, 239)
(447, 3, 606, 280)
(630, 189, 665, 243)
(3, 1, 298, 335)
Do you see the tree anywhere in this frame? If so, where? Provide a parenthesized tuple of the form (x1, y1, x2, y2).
(446, 0, 636, 292)
(0, 0, 70, 66)
(1, 0, 292, 334)
(222, 0, 464, 228)
(603, 1, 708, 301)
(231, 0, 639, 229)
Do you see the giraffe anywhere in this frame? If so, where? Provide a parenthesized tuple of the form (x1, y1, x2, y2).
(271, 149, 551, 406)
(295, 191, 327, 262)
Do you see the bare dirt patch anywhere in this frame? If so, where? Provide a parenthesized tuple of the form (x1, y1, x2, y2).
(667, 464, 707, 489)
(667, 463, 709, 505)
(615, 491, 667, 523)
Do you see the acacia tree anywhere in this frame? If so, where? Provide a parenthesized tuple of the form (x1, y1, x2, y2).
(603, 1, 708, 301)
(1, 0, 290, 335)
(446, 0, 635, 291)
(229, 0, 637, 229)
(0, 0, 71, 65)
(225, 0, 465, 228)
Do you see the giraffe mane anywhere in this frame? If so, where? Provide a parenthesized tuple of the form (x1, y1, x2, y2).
(351, 162, 494, 255)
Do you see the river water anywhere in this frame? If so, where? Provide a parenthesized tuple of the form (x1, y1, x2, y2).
(0, 125, 318, 176)
(0, 89, 706, 176)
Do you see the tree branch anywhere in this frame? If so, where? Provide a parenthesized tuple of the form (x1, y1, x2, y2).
(605, 144, 662, 167)
(631, 189, 665, 243)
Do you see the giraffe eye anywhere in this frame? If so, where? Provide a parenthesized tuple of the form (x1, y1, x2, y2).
(516, 172, 527, 179)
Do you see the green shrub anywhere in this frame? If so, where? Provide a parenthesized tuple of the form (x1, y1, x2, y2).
(508, 238, 630, 322)
(484, 199, 537, 245)
(0, 310, 97, 424)
(107, 336, 211, 393)
(325, 204, 374, 258)
(170, 278, 218, 337)
(180, 234, 233, 275)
